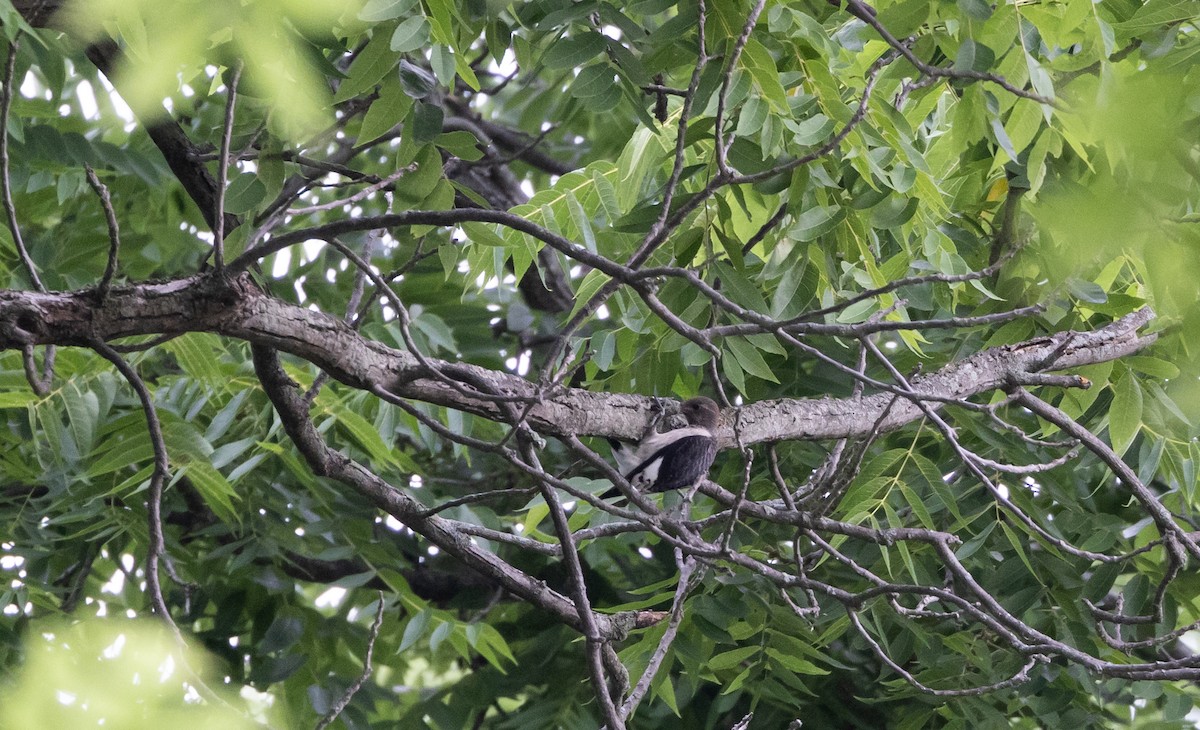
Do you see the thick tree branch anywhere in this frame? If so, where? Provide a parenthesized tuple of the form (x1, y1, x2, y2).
(0, 276, 1156, 445)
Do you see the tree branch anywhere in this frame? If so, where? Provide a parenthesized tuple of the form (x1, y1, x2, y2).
(0, 276, 1157, 445)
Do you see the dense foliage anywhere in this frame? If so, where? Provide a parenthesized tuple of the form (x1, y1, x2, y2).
(2, 0, 1200, 727)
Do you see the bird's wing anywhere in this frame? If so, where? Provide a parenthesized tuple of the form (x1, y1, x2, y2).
(607, 438, 640, 476)
(626, 433, 717, 492)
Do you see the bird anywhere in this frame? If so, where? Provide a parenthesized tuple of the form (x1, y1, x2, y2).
(605, 397, 720, 498)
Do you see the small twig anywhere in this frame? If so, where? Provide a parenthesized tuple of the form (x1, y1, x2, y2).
(849, 610, 1043, 696)
(714, 0, 767, 175)
(315, 593, 386, 730)
(289, 165, 414, 215)
(323, 235, 535, 405)
(1011, 388, 1200, 562)
(212, 63, 242, 272)
(964, 446, 1082, 475)
(59, 543, 101, 614)
(639, 83, 689, 98)
(90, 339, 179, 637)
(416, 486, 539, 518)
(85, 165, 121, 301)
(842, 0, 1057, 105)
(740, 203, 788, 255)
(20, 343, 54, 396)
(3, 39, 54, 395)
(520, 434, 625, 729)
(862, 337, 1125, 563)
(304, 259, 369, 404)
(719, 441, 753, 553)
(620, 553, 701, 718)
(727, 45, 903, 186)
(2, 39, 43, 293)
(647, 0, 710, 243)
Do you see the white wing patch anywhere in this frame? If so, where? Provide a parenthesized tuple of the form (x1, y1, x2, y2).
(609, 425, 716, 495)
(630, 456, 662, 488)
(610, 442, 640, 475)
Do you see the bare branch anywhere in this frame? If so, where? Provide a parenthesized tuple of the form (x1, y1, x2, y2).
(0, 276, 1158, 446)
(84, 165, 121, 301)
(839, 0, 1057, 105)
(315, 594, 386, 730)
(619, 554, 701, 719)
(2, 40, 42, 292)
(714, 0, 767, 176)
(249, 344, 611, 635)
(212, 63, 241, 271)
(849, 610, 1044, 696)
(1011, 388, 1200, 561)
(90, 340, 179, 636)
(2, 39, 54, 395)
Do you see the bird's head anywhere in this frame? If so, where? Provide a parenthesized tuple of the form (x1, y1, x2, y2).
(681, 396, 720, 430)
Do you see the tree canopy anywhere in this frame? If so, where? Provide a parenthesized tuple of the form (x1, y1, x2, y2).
(2, 0, 1200, 727)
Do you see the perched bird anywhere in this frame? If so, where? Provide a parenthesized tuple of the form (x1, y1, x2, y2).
(606, 397, 720, 497)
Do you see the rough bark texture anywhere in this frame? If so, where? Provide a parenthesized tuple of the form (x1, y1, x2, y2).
(0, 274, 1157, 444)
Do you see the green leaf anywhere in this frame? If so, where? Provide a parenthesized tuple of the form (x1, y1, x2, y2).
(522, 503, 549, 537)
(0, 391, 38, 408)
(998, 520, 1038, 578)
(875, 0, 931, 36)
(721, 345, 746, 395)
(956, 521, 998, 560)
(63, 383, 98, 456)
(565, 191, 597, 253)
(1066, 278, 1108, 304)
(390, 16, 430, 53)
(1109, 372, 1142, 456)
(765, 648, 830, 675)
(331, 403, 412, 471)
(786, 205, 841, 241)
(399, 609, 432, 652)
(725, 337, 779, 384)
(411, 101, 444, 143)
(1117, 0, 1200, 31)
(359, 76, 413, 143)
(1125, 356, 1180, 380)
(571, 63, 617, 99)
(791, 113, 835, 145)
(592, 165, 621, 219)
(569, 269, 611, 319)
(436, 130, 484, 161)
(713, 261, 770, 313)
(957, 0, 993, 20)
(429, 621, 452, 654)
(543, 32, 607, 69)
(474, 624, 516, 669)
(954, 40, 996, 74)
(707, 645, 760, 671)
(463, 222, 510, 248)
(183, 461, 240, 524)
(222, 173, 266, 215)
(895, 479, 934, 530)
(88, 433, 155, 479)
(615, 127, 669, 212)
(163, 333, 226, 384)
(740, 39, 789, 113)
(424, 0, 455, 44)
(430, 45, 454, 87)
(359, 0, 416, 22)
